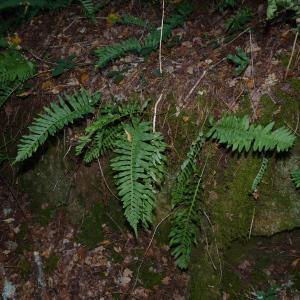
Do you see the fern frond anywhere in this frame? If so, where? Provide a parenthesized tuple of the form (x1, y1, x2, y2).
(0, 82, 19, 108)
(15, 89, 101, 163)
(79, 0, 96, 20)
(251, 157, 268, 192)
(110, 120, 167, 235)
(0, 50, 35, 84)
(76, 102, 144, 162)
(207, 115, 296, 153)
(170, 175, 202, 269)
(291, 169, 300, 188)
(169, 131, 205, 269)
(82, 124, 123, 163)
(95, 38, 141, 68)
(172, 132, 205, 208)
(118, 15, 154, 31)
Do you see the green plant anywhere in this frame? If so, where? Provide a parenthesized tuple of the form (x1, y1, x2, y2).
(117, 14, 155, 31)
(169, 132, 205, 269)
(267, 0, 300, 19)
(225, 8, 252, 33)
(227, 47, 249, 76)
(291, 169, 300, 188)
(0, 49, 35, 108)
(217, 0, 238, 13)
(111, 120, 167, 235)
(207, 115, 295, 152)
(76, 102, 146, 163)
(52, 54, 76, 77)
(14, 89, 100, 163)
(251, 157, 269, 193)
(95, 2, 192, 68)
(79, 0, 96, 20)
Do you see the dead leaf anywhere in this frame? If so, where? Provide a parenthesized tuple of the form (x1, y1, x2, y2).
(107, 13, 120, 26)
(125, 129, 132, 142)
(182, 116, 189, 123)
(41, 80, 54, 90)
(162, 276, 171, 285)
(292, 258, 300, 267)
(80, 72, 89, 84)
(8, 33, 22, 46)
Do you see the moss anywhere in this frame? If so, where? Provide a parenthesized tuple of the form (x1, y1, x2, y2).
(139, 263, 164, 289)
(44, 254, 60, 274)
(18, 258, 32, 279)
(288, 78, 300, 93)
(30, 198, 56, 225)
(76, 201, 106, 249)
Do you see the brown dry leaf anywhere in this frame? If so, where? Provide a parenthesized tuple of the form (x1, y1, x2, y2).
(182, 116, 189, 123)
(41, 80, 54, 90)
(246, 79, 255, 89)
(292, 258, 300, 267)
(162, 276, 171, 285)
(125, 129, 132, 142)
(8, 33, 22, 46)
(80, 72, 89, 84)
(100, 240, 111, 246)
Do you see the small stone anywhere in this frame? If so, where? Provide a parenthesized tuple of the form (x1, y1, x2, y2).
(186, 66, 194, 75)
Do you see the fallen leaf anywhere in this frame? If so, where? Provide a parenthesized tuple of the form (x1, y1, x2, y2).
(107, 13, 120, 26)
(41, 80, 54, 90)
(8, 33, 22, 46)
(80, 72, 89, 84)
(162, 276, 171, 285)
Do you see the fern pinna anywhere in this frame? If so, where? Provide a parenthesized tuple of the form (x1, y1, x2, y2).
(76, 102, 145, 163)
(15, 89, 100, 163)
(291, 169, 300, 188)
(0, 50, 35, 108)
(207, 115, 295, 153)
(169, 132, 205, 269)
(111, 120, 167, 236)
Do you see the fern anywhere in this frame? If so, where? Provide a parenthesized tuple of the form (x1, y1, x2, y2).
(76, 102, 145, 162)
(291, 169, 300, 188)
(118, 14, 154, 31)
(110, 120, 167, 235)
(227, 47, 249, 76)
(0, 83, 19, 108)
(95, 2, 192, 68)
(169, 132, 205, 269)
(14, 89, 101, 163)
(225, 8, 252, 33)
(217, 0, 238, 13)
(207, 115, 296, 153)
(0, 50, 35, 84)
(251, 157, 269, 193)
(267, 0, 300, 19)
(95, 38, 142, 68)
(0, 0, 71, 11)
(79, 0, 96, 20)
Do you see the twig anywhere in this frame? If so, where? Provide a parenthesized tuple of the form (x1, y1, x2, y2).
(130, 210, 173, 294)
(249, 29, 255, 88)
(159, 0, 165, 74)
(285, 31, 299, 79)
(182, 58, 226, 106)
(248, 208, 255, 239)
(97, 158, 119, 200)
(153, 93, 163, 133)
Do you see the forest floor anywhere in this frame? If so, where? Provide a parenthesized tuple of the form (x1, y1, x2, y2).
(0, 0, 300, 299)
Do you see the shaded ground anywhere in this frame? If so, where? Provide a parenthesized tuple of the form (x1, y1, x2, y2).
(1, 0, 300, 299)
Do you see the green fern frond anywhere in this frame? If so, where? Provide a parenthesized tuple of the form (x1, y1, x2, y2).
(15, 89, 101, 163)
(172, 132, 205, 208)
(95, 38, 141, 68)
(118, 15, 154, 31)
(0, 0, 71, 10)
(76, 102, 144, 162)
(225, 8, 252, 33)
(169, 131, 205, 269)
(207, 115, 296, 153)
(79, 0, 96, 20)
(251, 157, 268, 192)
(0, 50, 35, 84)
(291, 169, 300, 188)
(170, 175, 202, 269)
(0, 82, 19, 108)
(110, 120, 167, 235)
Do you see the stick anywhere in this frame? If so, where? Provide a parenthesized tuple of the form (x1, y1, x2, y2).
(285, 31, 298, 79)
(159, 0, 165, 74)
(153, 93, 163, 133)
